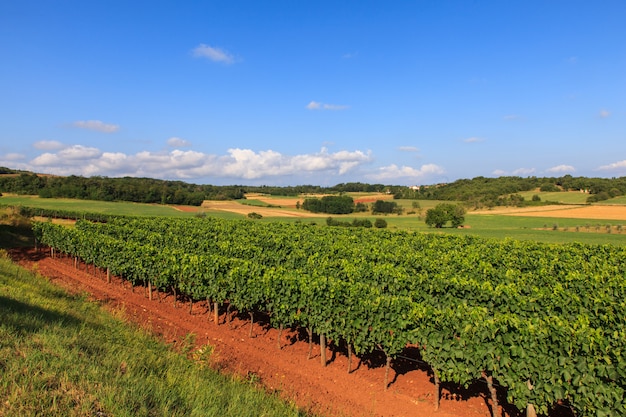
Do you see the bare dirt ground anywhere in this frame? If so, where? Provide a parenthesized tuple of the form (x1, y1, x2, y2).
(10, 247, 501, 417)
(473, 204, 626, 221)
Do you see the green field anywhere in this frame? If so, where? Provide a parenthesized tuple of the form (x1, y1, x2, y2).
(518, 190, 626, 205)
(0, 252, 306, 417)
(0, 195, 254, 220)
(518, 190, 591, 204)
(0, 195, 197, 217)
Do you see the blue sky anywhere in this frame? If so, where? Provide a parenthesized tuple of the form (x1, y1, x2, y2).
(1, 1, 625, 186)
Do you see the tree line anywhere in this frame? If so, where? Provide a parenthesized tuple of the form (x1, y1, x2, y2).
(400, 175, 626, 206)
(2, 167, 625, 207)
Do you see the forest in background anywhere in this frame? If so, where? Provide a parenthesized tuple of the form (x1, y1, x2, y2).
(1, 166, 626, 208)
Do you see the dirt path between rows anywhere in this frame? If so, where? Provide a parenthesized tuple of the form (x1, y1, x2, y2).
(11, 247, 500, 417)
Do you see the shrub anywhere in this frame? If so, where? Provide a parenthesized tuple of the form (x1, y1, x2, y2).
(374, 218, 388, 228)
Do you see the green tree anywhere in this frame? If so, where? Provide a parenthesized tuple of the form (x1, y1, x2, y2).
(371, 200, 402, 214)
(374, 218, 387, 228)
(425, 203, 465, 228)
(302, 195, 354, 214)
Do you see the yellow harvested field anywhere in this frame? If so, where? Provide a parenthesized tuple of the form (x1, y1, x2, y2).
(200, 193, 396, 218)
(201, 200, 328, 218)
(474, 205, 626, 221)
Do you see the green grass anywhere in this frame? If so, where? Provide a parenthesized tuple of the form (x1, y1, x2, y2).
(452, 214, 626, 245)
(321, 210, 625, 245)
(0, 208, 35, 249)
(599, 195, 626, 205)
(517, 190, 590, 204)
(0, 252, 307, 417)
(0, 195, 199, 218)
(517, 190, 626, 205)
(236, 199, 276, 207)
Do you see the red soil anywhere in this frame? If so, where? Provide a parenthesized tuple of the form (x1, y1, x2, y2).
(11, 248, 508, 417)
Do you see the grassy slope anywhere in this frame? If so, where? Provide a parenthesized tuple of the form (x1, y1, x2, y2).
(0, 196, 198, 218)
(0, 253, 306, 417)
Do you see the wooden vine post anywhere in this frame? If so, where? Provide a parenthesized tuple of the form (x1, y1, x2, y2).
(482, 371, 499, 417)
(526, 380, 537, 417)
(277, 323, 283, 349)
(307, 327, 313, 360)
(346, 343, 353, 373)
(248, 312, 254, 338)
(320, 333, 327, 367)
(384, 355, 392, 390)
(433, 368, 441, 410)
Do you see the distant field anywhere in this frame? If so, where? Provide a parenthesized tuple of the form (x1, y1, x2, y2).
(518, 190, 626, 205)
(0, 195, 201, 218)
(600, 195, 626, 205)
(518, 190, 591, 204)
(3, 193, 626, 245)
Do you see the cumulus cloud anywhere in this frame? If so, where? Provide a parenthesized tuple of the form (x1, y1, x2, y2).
(24, 145, 373, 181)
(493, 168, 536, 176)
(512, 167, 536, 176)
(33, 140, 65, 150)
(398, 146, 419, 152)
(59, 145, 102, 160)
(366, 163, 445, 182)
(464, 137, 484, 143)
(72, 120, 120, 133)
(597, 160, 626, 172)
(599, 109, 611, 118)
(167, 137, 191, 148)
(547, 164, 575, 173)
(192, 44, 235, 64)
(306, 101, 321, 110)
(306, 101, 349, 111)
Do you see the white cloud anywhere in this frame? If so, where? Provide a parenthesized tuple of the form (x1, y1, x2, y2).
(464, 137, 484, 143)
(398, 146, 419, 152)
(493, 167, 536, 176)
(547, 164, 575, 173)
(167, 137, 191, 148)
(366, 163, 445, 182)
(25, 145, 373, 181)
(598, 160, 626, 172)
(58, 145, 102, 160)
(31, 153, 62, 167)
(33, 140, 65, 150)
(306, 101, 349, 111)
(3, 153, 25, 161)
(72, 120, 120, 133)
(192, 44, 235, 64)
(306, 101, 321, 110)
(599, 109, 611, 118)
(512, 167, 536, 176)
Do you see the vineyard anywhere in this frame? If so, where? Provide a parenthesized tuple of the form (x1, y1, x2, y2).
(32, 217, 626, 417)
